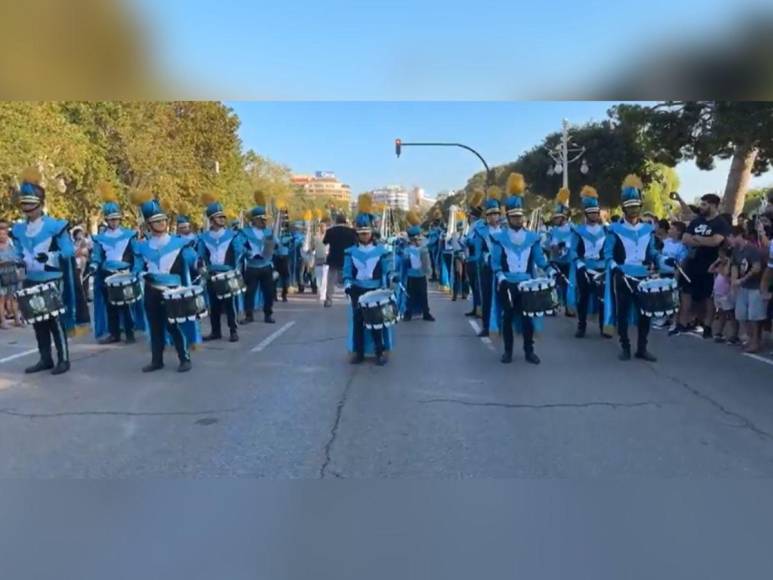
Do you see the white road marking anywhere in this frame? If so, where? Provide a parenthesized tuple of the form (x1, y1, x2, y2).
(0, 348, 38, 364)
(468, 319, 495, 351)
(250, 321, 296, 353)
(742, 353, 773, 367)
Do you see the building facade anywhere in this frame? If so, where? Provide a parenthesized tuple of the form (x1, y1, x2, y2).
(291, 171, 352, 203)
(370, 185, 410, 211)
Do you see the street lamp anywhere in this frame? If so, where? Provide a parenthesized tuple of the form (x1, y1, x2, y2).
(394, 139, 494, 186)
(545, 118, 588, 189)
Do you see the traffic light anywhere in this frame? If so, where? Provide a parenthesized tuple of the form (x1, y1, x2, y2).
(395, 139, 402, 157)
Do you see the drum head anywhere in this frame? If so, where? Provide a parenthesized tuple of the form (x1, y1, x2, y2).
(106, 273, 136, 286)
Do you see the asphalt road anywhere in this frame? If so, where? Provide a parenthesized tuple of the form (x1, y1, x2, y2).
(1, 285, 772, 478)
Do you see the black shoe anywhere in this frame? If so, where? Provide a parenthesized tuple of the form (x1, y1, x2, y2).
(601, 332, 614, 339)
(464, 310, 477, 317)
(702, 327, 713, 340)
(668, 325, 685, 336)
(229, 331, 239, 343)
(500, 352, 513, 364)
(635, 350, 657, 362)
(98, 335, 121, 345)
(575, 327, 586, 338)
(375, 354, 387, 366)
(477, 329, 489, 337)
(423, 314, 435, 322)
(177, 360, 192, 373)
(242, 315, 254, 324)
(619, 348, 632, 361)
(264, 315, 276, 324)
(404, 316, 412, 321)
(350, 354, 364, 365)
(281, 296, 288, 303)
(452, 296, 457, 302)
(125, 334, 136, 344)
(142, 362, 164, 373)
(25, 359, 54, 374)
(51, 361, 70, 375)
(203, 333, 222, 342)
(524, 351, 541, 365)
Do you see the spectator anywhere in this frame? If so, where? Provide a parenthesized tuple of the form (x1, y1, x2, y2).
(313, 221, 328, 302)
(670, 193, 731, 338)
(653, 221, 688, 329)
(321, 213, 357, 307)
(737, 213, 750, 229)
(732, 226, 769, 353)
(0, 220, 22, 328)
(709, 240, 737, 344)
(655, 218, 670, 251)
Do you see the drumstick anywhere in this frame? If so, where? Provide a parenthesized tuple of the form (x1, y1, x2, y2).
(674, 263, 692, 284)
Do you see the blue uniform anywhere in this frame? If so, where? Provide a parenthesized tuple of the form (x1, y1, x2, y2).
(240, 225, 276, 320)
(399, 241, 433, 319)
(490, 227, 553, 357)
(198, 228, 245, 338)
(464, 220, 485, 312)
(569, 223, 608, 334)
(545, 223, 573, 309)
(12, 215, 87, 369)
(134, 234, 201, 366)
(343, 243, 394, 356)
(90, 227, 145, 339)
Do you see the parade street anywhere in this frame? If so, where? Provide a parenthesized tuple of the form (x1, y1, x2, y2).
(1, 288, 772, 478)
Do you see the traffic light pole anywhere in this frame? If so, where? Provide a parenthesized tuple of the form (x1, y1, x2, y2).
(395, 140, 495, 186)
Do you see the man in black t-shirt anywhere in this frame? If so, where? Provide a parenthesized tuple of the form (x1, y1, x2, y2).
(321, 214, 357, 307)
(670, 193, 731, 338)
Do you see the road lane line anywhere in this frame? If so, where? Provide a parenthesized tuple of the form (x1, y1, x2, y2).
(742, 353, 773, 367)
(0, 349, 38, 364)
(468, 319, 495, 351)
(250, 321, 296, 353)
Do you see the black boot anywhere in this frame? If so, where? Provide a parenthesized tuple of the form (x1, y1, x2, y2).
(99, 335, 121, 345)
(575, 325, 586, 338)
(635, 350, 657, 362)
(203, 333, 221, 342)
(264, 314, 276, 324)
(350, 353, 364, 365)
(500, 351, 513, 364)
(375, 353, 387, 366)
(51, 361, 70, 375)
(423, 313, 435, 322)
(125, 333, 136, 344)
(142, 362, 164, 372)
(477, 329, 489, 337)
(177, 359, 192, 373)
(464, 309, 477, 317)
(524, 350, 541, 365)
(242, 313, 254, 324)
(25, 359, 54, 374)
(229, 330, 239, 343)
(619, 346, 631, 361)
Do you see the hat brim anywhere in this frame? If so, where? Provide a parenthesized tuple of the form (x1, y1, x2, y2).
(146, 213, 167, 223)
(485, 208, 501, 215)
(583, 207, 600, 214)
(506, 209, 524, 217)
(622, 200, 642, 208)
(208, 211, 226, 219)
(19, 196, 42, 206)
(104, 212, 122, 220)
(356, 227, 373, 234)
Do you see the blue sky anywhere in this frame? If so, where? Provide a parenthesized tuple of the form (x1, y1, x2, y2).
(226, 101, 769, 200)
(131, 0, 770, 99)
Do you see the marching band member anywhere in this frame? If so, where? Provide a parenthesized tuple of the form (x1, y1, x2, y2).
(490, 173, 555, 365)
(464, 191, 485, 317)
(198, 196, 245, 342)
(545, 187, 573, 314)
(477, 186, 503, 337)
(175, 215, 196, 244)
(11, 168, 87, 375)
(603, 175, 672, 362)
(89, 182, 144, 345)
(344, 194, 393, 365)
(240, 193, 276, 324)
(401, 212, 434, 322)
(273, 211, 291, 302)
(133, 193, 201, 373)
(569, 185, 611, 339)
(443, 217, 467, 301)
(426, 215, 442, 282)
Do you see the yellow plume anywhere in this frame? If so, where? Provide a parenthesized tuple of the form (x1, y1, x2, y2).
(486, 185, 502, 201)
(506, 172, 525, 195)
(468, 188, 485, 208)
(580, 185, 598, 199)
(303, 209, 313, 222)
(275, 197, 287, 210)
(96, 181, 117, 202)
(253, 190, 266, 206)
(406, 210, 421, 226)
(314, 208, 323, 221)
(357, 193, 373, 214)
(556, 187, 570, 206)
(455, 209, 466, 222)
(20, 166, 43, 186)
(622, 174, 643, 190)
(200, 192, 217, 206)
(129, 186, 152, 206)
(158, 198, 173, 214)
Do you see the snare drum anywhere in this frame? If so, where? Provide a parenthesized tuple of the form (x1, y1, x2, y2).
(162, 285, 208, 324)
(209, 268, 246, 299)
(105, 272, 142, 305)
(517, 277, 559, 317)
(15, 282, 66, 323)
(357, 289, 399, 329)
(636, 277, 679, 317)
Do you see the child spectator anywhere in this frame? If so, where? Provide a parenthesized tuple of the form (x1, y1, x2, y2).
(731, 226, 768, 353)
(709, 241, 737, 344)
